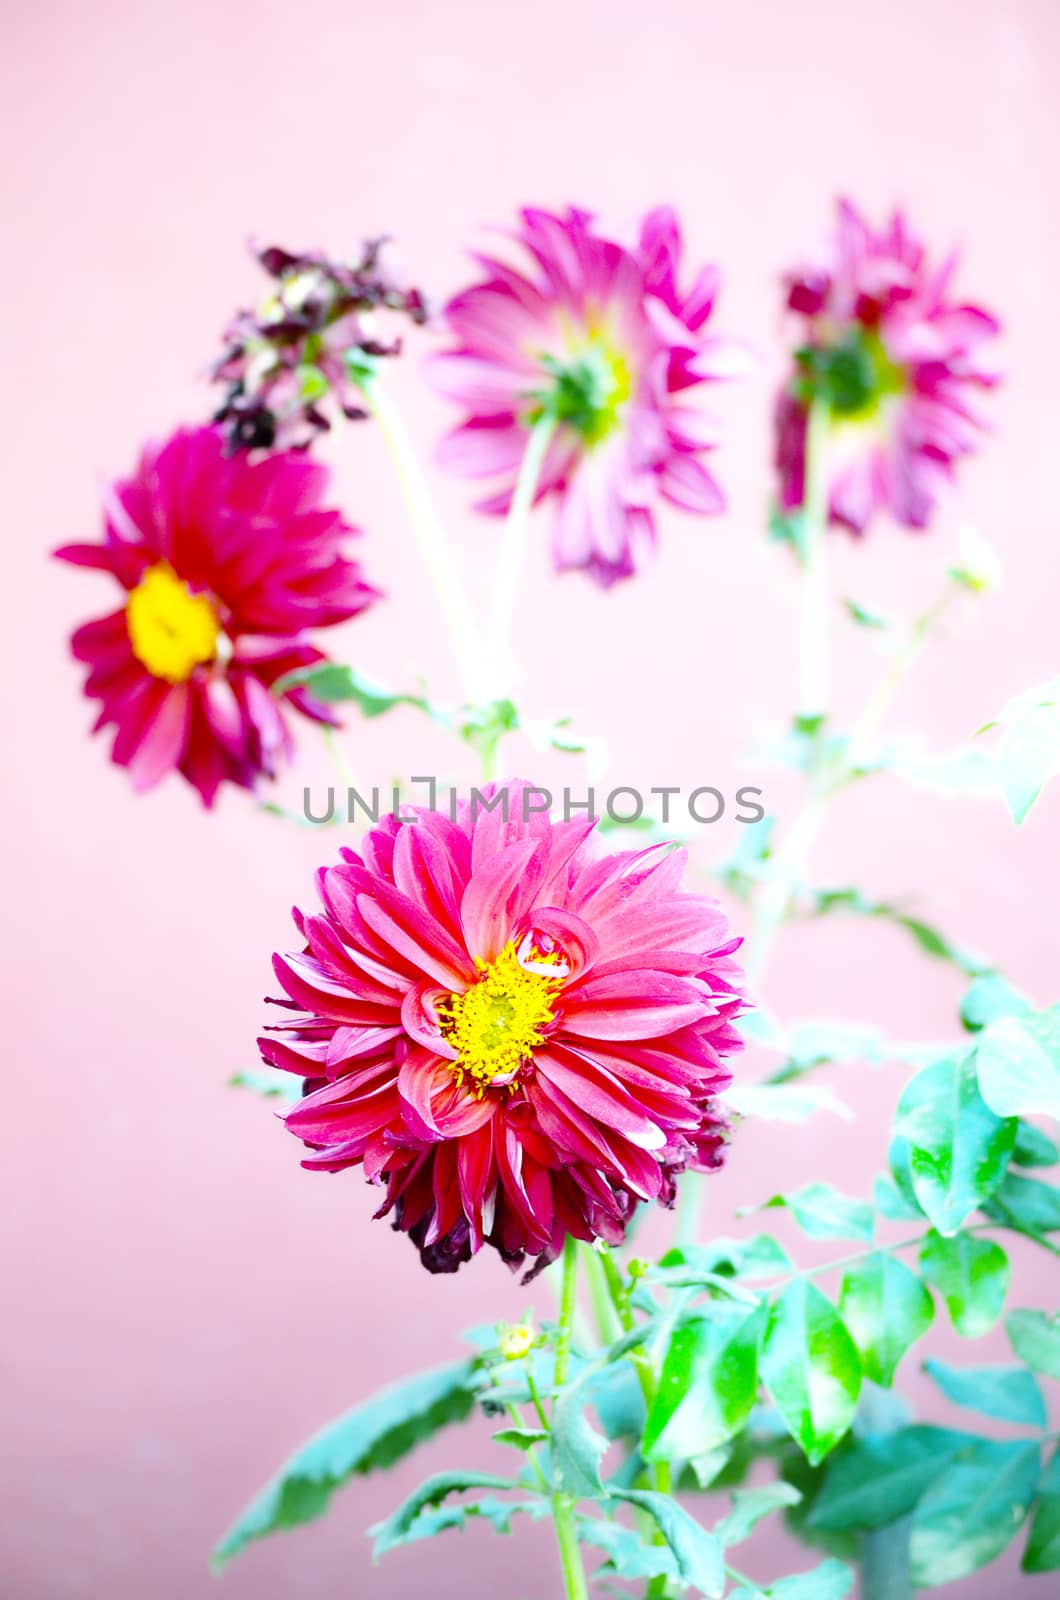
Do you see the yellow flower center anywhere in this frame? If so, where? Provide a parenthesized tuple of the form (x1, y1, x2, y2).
(438, 941, 563, 1092)
(126, 564, 221, 684)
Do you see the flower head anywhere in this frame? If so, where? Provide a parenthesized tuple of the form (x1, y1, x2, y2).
(261, 782, 745, 1275)
(212, 240, 428, 452)
(776, 198, 1001, 536)
(56, 425, 377, 806)
(431, 206, 744, 587)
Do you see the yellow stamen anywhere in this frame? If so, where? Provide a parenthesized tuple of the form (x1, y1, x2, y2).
(126, 564, 221, 684)
(437, 940, 563, 1093)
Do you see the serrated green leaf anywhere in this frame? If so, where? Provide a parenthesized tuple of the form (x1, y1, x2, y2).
(909, 1439, 1040, 1585)
(643, 1306, 765, 1460)
(577, 1515, 678, 1581)
(1006, 1309, 1060, 1378)
(1024, 1446, 1060, 1572)
(611, 1489, 724, 1596)
(808, 1426, 974, 1532)
(837, 1253, 934, 1386)
(764, 1183, 873, 1242)
(369, 1471, 526, 1558)
(894, 1055, 1017, 1235)
(551, 1381, 608, 1498)
(747, 1558, 854, 1599)
(977, 1006, 1060, 1121)
(924, 1359, 1046, 1426)
(213, 1360, 479, 1566)
(918, 1229, 1009, 1337)
(271, 661, 431, 717)
(761, 1282, 861, 1465)
(716, 1482, 802, 1547)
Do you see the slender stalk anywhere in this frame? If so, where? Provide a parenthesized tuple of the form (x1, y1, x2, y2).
(487, 415, 555, 697)
(797, 401, 832, 720)
(362, 374, 485, 701)
(550, 1236, 590, 1600)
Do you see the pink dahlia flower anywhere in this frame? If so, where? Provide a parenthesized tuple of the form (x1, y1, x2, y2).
(261, 782, 745, 1274)
(431, 205, 744, 587)
(56, 426, 377, 806)
(776, 198, 1001, 535)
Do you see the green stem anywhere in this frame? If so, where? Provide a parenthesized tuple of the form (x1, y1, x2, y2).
(362, 373, 485, 701)
(797, 401, 832, 721)
(487, 414, 555, 697)
(551, 1236, 590, 1600)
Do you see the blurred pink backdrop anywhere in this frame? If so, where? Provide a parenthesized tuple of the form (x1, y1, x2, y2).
(4, 0, 1059, 1595)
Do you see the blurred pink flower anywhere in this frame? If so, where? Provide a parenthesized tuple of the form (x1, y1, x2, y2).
(431, 205, 745, 587)
(56, 426, 377, 806)
(262, 782, 745, 1275)
(776, 198, 1001, 535)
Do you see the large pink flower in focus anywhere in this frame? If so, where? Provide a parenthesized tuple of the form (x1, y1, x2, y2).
(261, 783, 745, 1275)
(431, 205, 745, 588)
(56, 426, 378, 806)
(776, 198, 1001, 535)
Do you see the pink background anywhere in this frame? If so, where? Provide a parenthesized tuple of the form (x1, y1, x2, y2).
(5, 0, 1059, 1595)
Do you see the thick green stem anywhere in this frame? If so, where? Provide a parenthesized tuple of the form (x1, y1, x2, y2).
(363, 374, 485, 702)
(551, 1236, 590, 1600)
(487, 415, 555, 697)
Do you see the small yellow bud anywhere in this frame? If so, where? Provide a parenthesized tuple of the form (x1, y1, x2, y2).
(497, 1319, 535, 1360)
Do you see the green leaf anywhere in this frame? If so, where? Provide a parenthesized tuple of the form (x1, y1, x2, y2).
(213, 1359, 479, 1566)
(717, 1482, 802, 1547)
(643, 1306, 765, 1460)
(577, 1515, 678, 1581)
(732, 1559, 854, 1600)
(985, 1171, 1060, 1236)
(491, 1427, 548, 1451)
(611, 1489, 724, 1596)
(657, 1236, 793, 1283)
(1012, 1122, 1060, 1168)
(1006, 1308, 1060, 1379)
(228, 1067, 302, 1102)
(761, 1282, 861, 1465)
(843, 596, 887, 629)
(960, 974, 1031, 1032)
(909, 1439, 1040, 1585)
(271, 661, 431, 717)
(996, 699, 1060, 823)
(726, 1083, 854, 1124)
(837, 1253, 934, 1386)
(369, 1471, 524, 1558)
(551, 1375, 608, 1497)
(977, 1005, 1060, 1121)
(885, 1136, 925, 1219)
(809, 889, 988, 978)
(918, 1229, 1009, 1337)
(1024, 1446, 1060, 1572)
(893, 1054, 1018, 1235)
(763, 1183, 873, 1242)
(809, 1426, 974, 1532)
(924, 1359, 1046, 1426)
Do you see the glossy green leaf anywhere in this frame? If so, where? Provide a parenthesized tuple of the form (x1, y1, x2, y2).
(894, 1055, 1017, 1235)
(885, 1136, 925, 1218)
(808, 1426, 974, 1532)
(1006, 1308, 1060, 1379)
(611, 1489, 724, 1597)
(909, 1439, 1040, 1586)
(761, 1282, 861, 1465)
(764, 1183, 874, 1242)
(918, 1229, 1009, 1337)
(656, 1235, 793, 1283)
(977, 1006, 1060, 1121)
(1024, 1446, 1060, 1572)
(369, 1471, 524, 1557)
(960, 974, 1031, 1032)
(643, 1306, 765, 1460)
(213, 1359, 479, 1566)
(1012, 1122, 1060, 1168)
(716, 1482, 802, 1547)
(924, 1359, 1046, 1426)
(837, 1252, 934, 1386)
(985, 1171, 1060, 1236)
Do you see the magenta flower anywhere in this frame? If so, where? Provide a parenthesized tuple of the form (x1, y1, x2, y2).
(56, 426, 377, 806)
(431, 205, 745, 588)
(776, 198, 1001, 536)
(260, 783, 745, 1274)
